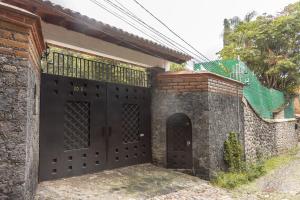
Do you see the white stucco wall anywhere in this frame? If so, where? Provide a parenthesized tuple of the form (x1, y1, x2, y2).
(41, 22, 170, 69)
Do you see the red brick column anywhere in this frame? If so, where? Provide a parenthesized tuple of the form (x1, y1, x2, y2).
(0, 3, 44, 69)
(156, 71, 243, 96)
(0, 2, 45, 199)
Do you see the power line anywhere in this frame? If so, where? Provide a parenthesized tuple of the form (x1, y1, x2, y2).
(132, 0, 212, 63)
(37, 0, 214, 66)
(115, 0, 221, 68)
(91, 0, 220, 68)
(89, 0, 183, 53)
(102, 0, 208, 62)
(103, 0, 185, 54)
(90, 0, 213, 64)
(32, 0, 182, 65)
(91, 0, 208, 63)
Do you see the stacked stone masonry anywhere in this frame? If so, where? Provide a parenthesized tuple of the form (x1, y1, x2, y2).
(243, 101, 298, 162)
(0, 2, 44, 200)
(152, 72, 244, 179)
(153, 71, 298, 179)
(295, 118, 300, 142)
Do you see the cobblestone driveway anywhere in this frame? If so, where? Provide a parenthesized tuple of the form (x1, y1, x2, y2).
(35, 149, 300, 200)
(35, 164, 232, 200)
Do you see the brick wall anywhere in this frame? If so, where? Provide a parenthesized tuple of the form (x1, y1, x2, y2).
(0, 2, 44, 199)
(156, 71, 243, 96)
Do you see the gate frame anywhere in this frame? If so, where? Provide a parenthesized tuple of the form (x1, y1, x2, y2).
(39, 50, 152, 181)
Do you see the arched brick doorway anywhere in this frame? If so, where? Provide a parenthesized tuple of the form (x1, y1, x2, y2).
(166, 113, 192, 169)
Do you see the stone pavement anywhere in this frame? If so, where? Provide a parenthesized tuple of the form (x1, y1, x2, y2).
(36, 146, 300, 200)
(35, 164, 232, 200)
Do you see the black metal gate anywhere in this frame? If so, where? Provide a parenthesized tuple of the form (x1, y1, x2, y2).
(39, 52, 151, 181)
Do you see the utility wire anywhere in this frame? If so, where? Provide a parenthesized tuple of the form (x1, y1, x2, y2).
(37, 0, 214, 67)
(104, 0, 186, 55)
(103, 0, 208, 62)
(95, 0, 220, 69)
(96, 0, 220, 67)
(91, 0, 214, 65)
(92, 0, 208, 63)
(132, 0, 212, 63)
(32, 0, 180, 66)
(110, 0, 220, 68)
(89, 0, 184, 54)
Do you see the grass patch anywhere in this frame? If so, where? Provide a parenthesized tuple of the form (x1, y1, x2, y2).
(212, 163, 266, 189)
(264, 147, 298, 172)
(212, 147, 299, 189)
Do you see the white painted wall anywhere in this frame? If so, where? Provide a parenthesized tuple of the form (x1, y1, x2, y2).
(41, 22, 171, 69)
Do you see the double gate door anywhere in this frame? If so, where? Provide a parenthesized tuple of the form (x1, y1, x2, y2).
(39, 74, 151, 181)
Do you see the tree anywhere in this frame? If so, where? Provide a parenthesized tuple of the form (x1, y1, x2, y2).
(219, 2, 300, 96)
(222, 12, 256, 46)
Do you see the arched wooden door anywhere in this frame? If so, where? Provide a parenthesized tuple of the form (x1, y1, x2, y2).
(167, 113, 192, 169)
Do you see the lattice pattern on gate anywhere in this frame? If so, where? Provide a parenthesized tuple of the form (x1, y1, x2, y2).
(63, 101, 90, 150)
(122, 104, 140, 143)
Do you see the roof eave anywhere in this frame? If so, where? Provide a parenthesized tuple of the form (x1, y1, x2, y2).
(3, 0, 192, 63)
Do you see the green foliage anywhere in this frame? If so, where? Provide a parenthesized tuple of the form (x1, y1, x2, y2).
(169, 62, 186, 72)
(224, 132, 243, 171)
(42, 45, 148, 86)
(213, 132, 266, 189)
(219, 1, 300, 96)
(212, 172, 249, 189)
(213, 146, 299, 189)
(246, 163, 266, 181)
(46, 45, 147, 70)
(212, 163, 266, 189)
(264, 146, 298, 171)
(222, 11, 256, 46)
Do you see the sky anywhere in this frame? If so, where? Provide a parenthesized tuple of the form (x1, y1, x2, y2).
(49, 0, 298, 61)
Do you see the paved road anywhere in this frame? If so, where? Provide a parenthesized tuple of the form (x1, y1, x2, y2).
(233, 148, 300, 200)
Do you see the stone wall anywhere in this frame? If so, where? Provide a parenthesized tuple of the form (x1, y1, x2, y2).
(208, 92, 244, 175)
(0, 54, 39, 199)
(0, 3, 44, 199)
(151, 71, 244, 179)
(274, 121, 298, 153)
(244, 101, 298, 162)
(152, 90, 210, 178)
(296, 120, 300, 141)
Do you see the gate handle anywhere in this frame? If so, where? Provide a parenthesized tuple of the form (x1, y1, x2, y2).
(187, 140, 191, 146)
